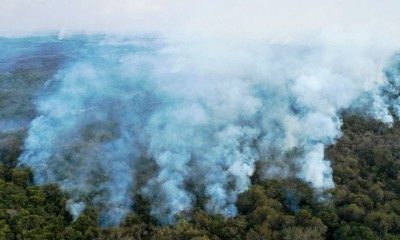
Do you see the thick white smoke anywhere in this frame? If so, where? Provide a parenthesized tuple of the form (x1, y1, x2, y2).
(13, 35, 399, 225)
(2, 0, 399, 226)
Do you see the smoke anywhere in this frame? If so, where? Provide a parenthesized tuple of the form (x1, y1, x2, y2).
(1, 0, 399, 226)
(7, 34, 396, 225)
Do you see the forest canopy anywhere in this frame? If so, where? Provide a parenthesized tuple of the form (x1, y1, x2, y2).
(1, 107, 400, 239)
(1, 36, 400, 239)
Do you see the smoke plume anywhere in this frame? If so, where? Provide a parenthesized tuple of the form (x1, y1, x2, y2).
(7, 35, 395, 225)
(1, 0, 399, 226)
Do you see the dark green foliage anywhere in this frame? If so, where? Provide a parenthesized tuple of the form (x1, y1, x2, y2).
(2, 112, 400, 239)
(325, 114, 400, 239)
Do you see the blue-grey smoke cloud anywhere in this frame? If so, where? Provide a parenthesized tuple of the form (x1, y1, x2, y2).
(10, 35, 399, 226)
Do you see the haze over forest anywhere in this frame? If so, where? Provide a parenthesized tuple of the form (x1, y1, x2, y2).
(1, 1, 400, 239)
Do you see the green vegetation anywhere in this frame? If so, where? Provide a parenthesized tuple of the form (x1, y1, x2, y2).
(1, 113, 400, 239)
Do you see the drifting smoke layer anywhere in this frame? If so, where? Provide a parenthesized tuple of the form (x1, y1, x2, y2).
(17, 35, 400, 226)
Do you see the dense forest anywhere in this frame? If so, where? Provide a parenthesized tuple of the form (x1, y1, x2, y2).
(2, 0, 400, 238)
(2, 113, 400, 239)
(2, 39, 400, 239)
